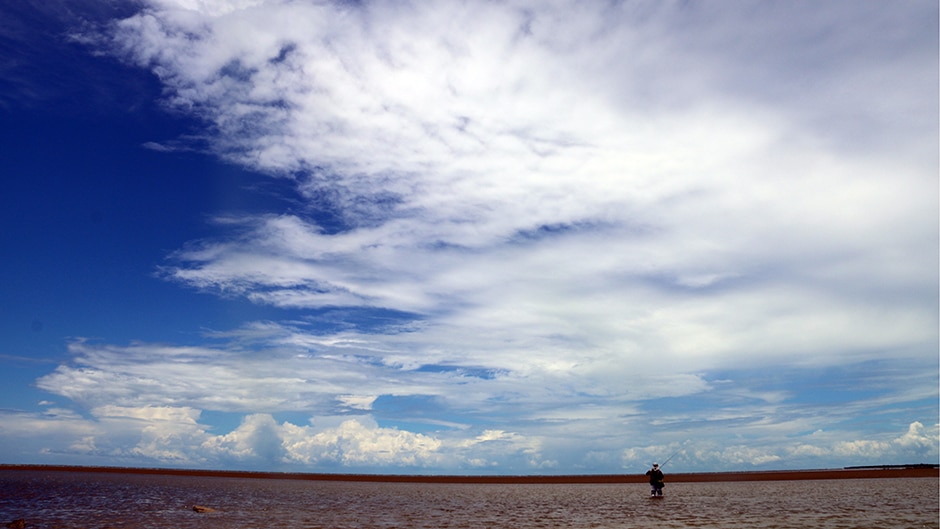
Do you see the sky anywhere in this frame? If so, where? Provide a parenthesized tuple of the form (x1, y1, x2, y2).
(0, 0, 937, 475)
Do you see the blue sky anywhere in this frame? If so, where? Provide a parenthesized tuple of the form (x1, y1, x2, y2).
(0, 0, 937, 475)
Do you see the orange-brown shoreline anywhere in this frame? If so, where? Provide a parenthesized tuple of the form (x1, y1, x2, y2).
(0, 464, 936, 483)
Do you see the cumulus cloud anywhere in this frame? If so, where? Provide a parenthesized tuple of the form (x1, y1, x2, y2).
(0, 405, 544, 471)
(93, 405, 209, 462)
(825, 422, 940, 461)
(6, 401, 933, 472)
(26, 331, 939, 472)
(619, 422, 939, 471)
(205, 413, 287, 463)
(281, 417, 444, 467)
(894, 422, 937, 454)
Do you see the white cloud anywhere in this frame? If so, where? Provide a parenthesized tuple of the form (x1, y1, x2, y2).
(97, 406, 210, 463)
(620, 422, 940, 471)
(0, 406, 524, 470)
(336, 394, 377, 411)
(281, 417, 444, 467)
(19, 0, 936, 472)
(894, 422, 936, 453)
(106, 0, 935, 380)
(3, 395, 937, 472)
(823, 421, 940, 462)
(204, 413, 286, 463)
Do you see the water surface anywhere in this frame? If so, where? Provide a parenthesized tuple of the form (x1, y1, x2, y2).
(0, 470, 936, 528)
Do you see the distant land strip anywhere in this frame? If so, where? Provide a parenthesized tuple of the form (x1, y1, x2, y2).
(0, 464, 936, 483)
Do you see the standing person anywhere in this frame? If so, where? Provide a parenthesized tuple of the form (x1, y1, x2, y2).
(646, 463, 664, 497)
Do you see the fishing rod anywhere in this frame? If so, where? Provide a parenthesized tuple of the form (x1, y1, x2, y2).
(645, 449, 680, 499)
(661, 449, 680, 467)
(656, 448, 682, 469)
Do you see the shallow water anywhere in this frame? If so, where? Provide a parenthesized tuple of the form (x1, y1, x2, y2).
(0, 471, 936, 528)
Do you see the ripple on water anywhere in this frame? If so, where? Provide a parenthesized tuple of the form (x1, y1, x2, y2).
(0, 472, 936, 529)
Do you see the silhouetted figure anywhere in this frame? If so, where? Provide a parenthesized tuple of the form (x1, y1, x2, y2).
(646, 463, 664, 496)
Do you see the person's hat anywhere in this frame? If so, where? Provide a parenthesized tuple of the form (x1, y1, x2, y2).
(652, 463, 659, 468)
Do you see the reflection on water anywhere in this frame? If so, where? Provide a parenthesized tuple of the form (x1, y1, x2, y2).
(0, 471, 937, 528)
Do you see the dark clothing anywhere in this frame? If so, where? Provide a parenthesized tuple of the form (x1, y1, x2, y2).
(646, 468, 664, 496)
(646, 468, 664, 485)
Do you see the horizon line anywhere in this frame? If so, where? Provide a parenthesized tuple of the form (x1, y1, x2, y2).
(1, 464, 936, 483)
